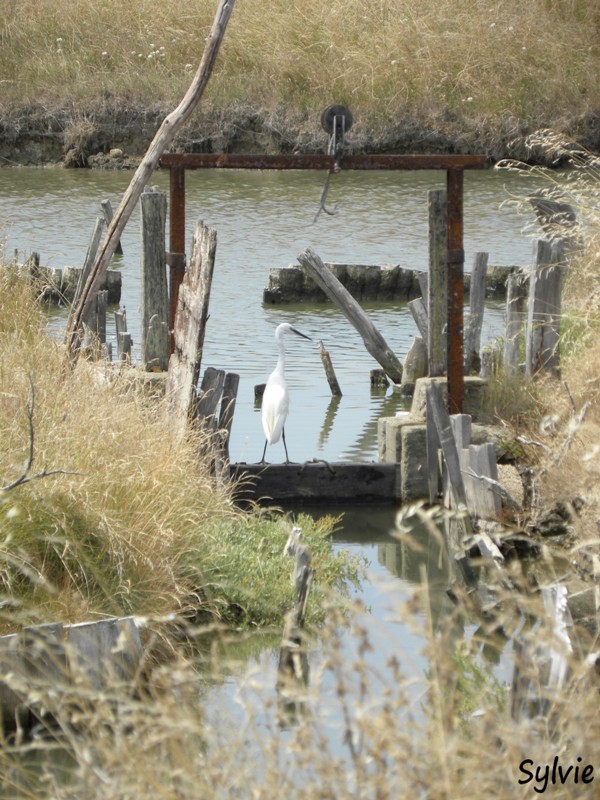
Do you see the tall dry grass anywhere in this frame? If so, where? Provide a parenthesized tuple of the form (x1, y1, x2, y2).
(0, 264, 356, 630)
(1, 0, 599, 133)
(2, 536, 600, 799)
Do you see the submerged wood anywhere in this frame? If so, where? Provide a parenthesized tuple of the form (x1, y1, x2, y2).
(65, 0, 236, 361)
(167, 221, 217, 441)
(298, 247, 403, 384)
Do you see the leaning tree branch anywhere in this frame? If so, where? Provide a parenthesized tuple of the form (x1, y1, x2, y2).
(64, 0, 237, 361)
(1, 376, 83, 492)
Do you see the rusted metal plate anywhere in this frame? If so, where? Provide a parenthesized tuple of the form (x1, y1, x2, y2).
(230, 461, 401, 504)
(159, 153, 486, 171)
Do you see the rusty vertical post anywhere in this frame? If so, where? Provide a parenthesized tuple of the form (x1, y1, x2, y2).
(168, 165, 186, 354)
(446, 168, 465, 414)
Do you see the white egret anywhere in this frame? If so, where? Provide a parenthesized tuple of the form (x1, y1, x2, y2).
(261, 322, 311, 463)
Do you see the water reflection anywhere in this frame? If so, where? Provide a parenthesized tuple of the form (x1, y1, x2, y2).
(317, 394, 341, 448)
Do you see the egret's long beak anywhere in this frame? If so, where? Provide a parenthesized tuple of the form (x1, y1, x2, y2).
(290, 326, 312, 341)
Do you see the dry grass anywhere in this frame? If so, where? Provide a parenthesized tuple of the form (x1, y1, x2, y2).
(0, 265, 356, 630)
(2, 549, 600, 799)
(1, 0, 599, 133)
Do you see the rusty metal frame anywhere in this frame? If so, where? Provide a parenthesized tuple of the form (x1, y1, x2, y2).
(159, 151, 486, 412)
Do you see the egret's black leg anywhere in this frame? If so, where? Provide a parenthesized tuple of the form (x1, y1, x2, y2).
(282, 428, 290, 463)
(260, 439, 268, 463)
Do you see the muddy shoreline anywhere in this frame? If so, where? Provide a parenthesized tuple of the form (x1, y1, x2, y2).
(1, 103, 599, 169)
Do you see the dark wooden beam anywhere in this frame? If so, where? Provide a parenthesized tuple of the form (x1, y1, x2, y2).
(230, 461, 400, 505)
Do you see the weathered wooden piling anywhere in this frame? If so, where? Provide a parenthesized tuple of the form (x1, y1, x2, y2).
(115, 309, 132, 362)
(100, 199, 123, 255)
(167, 220, 218, 442)
(525, 239, 566, 378)
(74, 216, 106, 309)
(464, 252, 488, 373)
(504, 271, 528, 376)
(140, 187, 169, 371)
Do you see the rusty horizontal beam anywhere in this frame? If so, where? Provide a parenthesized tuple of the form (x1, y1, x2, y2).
(159, 153, 487, 171)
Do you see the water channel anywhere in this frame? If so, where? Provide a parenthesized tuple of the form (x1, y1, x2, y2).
(0, 165, 552, 783)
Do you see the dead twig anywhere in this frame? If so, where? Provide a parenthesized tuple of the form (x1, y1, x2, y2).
(1, 376, 83, 492)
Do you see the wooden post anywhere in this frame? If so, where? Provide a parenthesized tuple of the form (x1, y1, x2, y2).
(114, 309, 131, 362)
(428, 189, 447, 378)
(408, 297, 429, 343)
(277, 528, 313, 719)
(100, 199, 123, 255)
(94, 289, 108, 345)
(166, 221, 217, 441)
(197, 367, 226, 429)
(318, 340, 342, 396)
(504, 271, 528, 376)
(73, 216, 105, 309)
(218, 372, 240, 461)
(525, 239, 566, 378)
(464, 252, 488, 373)
(140, 187, 169, 371)
(297, 247, 403, 384)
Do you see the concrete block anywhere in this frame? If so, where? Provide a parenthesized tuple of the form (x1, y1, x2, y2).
(400, 424, 429, 501)
(378, 412, 417, 463)
(411, 376, 488, 421)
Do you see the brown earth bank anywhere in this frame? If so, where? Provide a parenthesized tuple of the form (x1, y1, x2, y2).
(1, 101, 600, 169)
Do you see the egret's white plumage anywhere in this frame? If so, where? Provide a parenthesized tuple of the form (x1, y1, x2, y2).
(261, 322, 311, 463)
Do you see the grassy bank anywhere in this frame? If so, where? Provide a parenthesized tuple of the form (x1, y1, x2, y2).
(1, 0, 600, 155)
(0, 265, 358, 631)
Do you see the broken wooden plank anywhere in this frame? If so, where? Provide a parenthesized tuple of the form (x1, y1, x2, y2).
(230, 461, 400, 504)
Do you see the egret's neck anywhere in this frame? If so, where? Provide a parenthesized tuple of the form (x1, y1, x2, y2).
(274, 336, 286, 376)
